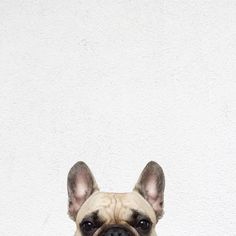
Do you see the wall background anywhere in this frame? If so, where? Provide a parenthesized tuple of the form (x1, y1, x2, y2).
(0, 1, 235, 235)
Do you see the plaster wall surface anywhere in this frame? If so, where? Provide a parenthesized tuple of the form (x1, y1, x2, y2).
(0, 1, 235, 235)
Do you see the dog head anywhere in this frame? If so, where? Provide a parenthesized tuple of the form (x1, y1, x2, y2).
(67, 161, 165, 236)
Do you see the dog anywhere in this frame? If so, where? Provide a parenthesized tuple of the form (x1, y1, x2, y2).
(67, 161, 165, 236)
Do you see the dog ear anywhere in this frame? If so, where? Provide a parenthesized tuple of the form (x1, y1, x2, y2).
(133, 161, 165, 219)
(67, 161, 99, 221)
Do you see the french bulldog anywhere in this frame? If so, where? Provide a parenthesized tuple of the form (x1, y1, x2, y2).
(67, 161, 165, 236)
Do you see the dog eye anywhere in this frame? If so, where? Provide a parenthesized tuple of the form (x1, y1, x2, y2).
(136, 219, 151, 231)
(81, 221, 95, 232)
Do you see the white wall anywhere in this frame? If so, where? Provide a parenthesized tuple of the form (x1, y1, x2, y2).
(0, 1, 235, 235)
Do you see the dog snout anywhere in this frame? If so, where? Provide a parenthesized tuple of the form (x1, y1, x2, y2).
(102, 227, 130, 236)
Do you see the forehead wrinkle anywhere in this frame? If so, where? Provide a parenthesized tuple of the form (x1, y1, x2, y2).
(114, 194, 132, 223)
(114, 194, 122, 223)
(99, 193, 131, 224)
(103, 195, 116, 222)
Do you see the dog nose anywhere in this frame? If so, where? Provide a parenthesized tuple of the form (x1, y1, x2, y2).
(102, 227, 130, 236)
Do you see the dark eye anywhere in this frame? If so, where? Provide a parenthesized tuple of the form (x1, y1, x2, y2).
(136, 219, 151, 231)
(81, 221, 94, 232)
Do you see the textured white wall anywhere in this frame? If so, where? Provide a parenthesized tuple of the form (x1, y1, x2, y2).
(0, 1, 236, 235)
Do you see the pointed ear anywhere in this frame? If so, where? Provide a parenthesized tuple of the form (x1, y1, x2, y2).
(67, 161, 99, 221)
(133, 161, 165, 219)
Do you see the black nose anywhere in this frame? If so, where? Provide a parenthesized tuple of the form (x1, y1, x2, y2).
(102, 227, 130, 236)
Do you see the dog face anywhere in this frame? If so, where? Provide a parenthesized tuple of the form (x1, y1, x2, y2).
(67, 161, 165, 236)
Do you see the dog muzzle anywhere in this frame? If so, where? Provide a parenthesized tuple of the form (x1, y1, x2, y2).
(101, 226, 131, 236)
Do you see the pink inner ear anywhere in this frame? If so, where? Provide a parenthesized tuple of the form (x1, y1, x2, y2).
(146, 178, 158, 198)
(74, 173, 93, 199)
(145, 177, 163, 212)
(75, 182, 89, 198)
(68, 178, 91, 220)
